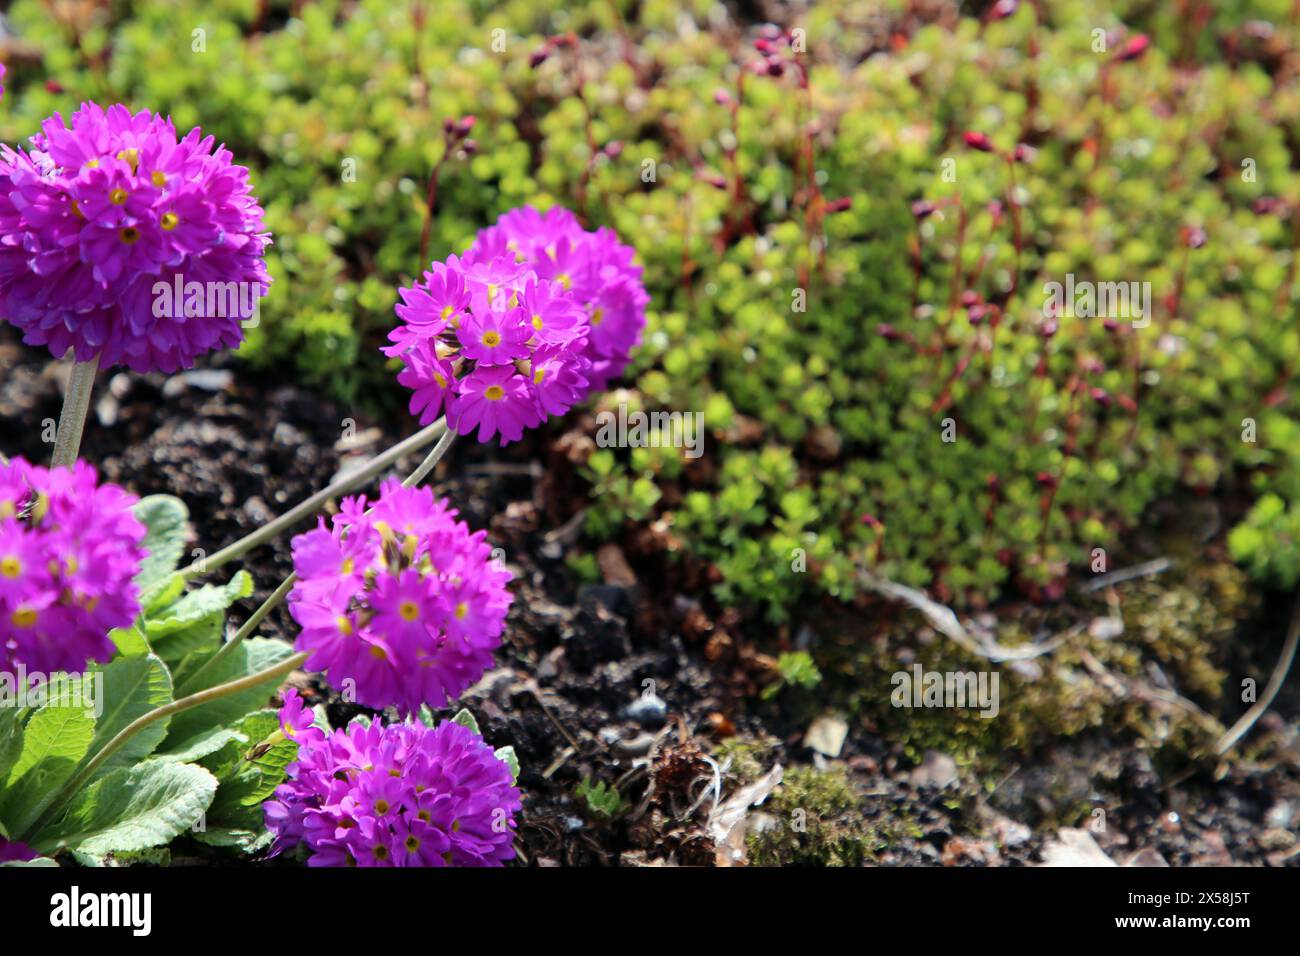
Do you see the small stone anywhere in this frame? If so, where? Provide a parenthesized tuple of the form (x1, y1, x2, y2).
(803, 713, 849, 758)
(624, 693, 667, 727)
(1123, 847, 1169, 867)
(1265, 801, 1294, 829)
(909, 750, 959, 789)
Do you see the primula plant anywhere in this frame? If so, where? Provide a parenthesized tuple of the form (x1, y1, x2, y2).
(0, 86, 646, 865)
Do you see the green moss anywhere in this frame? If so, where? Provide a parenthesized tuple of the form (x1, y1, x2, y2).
(746, 767, 877, 867)
(824, 557, 1254, 774)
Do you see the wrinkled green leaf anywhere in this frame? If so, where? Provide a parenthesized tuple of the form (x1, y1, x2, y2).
(36, 760, 217, 857)
(134, 496, 190, 598)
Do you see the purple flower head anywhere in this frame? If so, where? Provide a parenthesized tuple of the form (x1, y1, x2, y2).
(0, 103, 272, 372)
(287, 479, 512, 714)
(264, 690, 521, 867)
(0, 456, 146, 677)
(0, 838, 36, 863)
(386, 205, 645, 444)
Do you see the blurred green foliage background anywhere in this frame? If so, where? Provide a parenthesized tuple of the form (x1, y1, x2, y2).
(4, 0, 1300, 619)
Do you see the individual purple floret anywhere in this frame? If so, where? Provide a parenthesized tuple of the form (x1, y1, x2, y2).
(0, 456, 146, 677)
(287, 478, 512, 714)
(264, 690, 521, 867)
(384, 204, 647, 445)
(0, 102, 272, 373)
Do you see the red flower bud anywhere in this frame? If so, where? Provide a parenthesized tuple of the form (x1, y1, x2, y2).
(964, 131, 995, 152)
(1116, 34, 1150, 62)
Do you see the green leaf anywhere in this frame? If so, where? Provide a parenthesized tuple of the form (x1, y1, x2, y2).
(35, 761, 217, 857)
(494, 745, 519, 783)
(192, 826, 273, 853)
(160, 638, 295, 754)
(199, 711, 295, 832)
(2, 856, 58, 867)
(0, 695, 96, 836)
(80, 654, 173, 783)
(134, 496, 191, 597)
(144, 571, 252, 640)
(152, 726, 245, 763)
(450, 708, 480, 736)
(109, 624, 151, 657)
(148, 610, 224, 666)
(143, 573, 186, 617)
(0, 707, 23, 785)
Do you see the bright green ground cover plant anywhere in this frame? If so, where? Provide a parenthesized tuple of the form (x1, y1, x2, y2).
(3, 0, 1296, 620)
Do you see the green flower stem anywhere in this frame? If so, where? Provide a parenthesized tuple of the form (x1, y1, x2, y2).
(20, 650, 309, 843)
(402, 425, 455, 488)
(180, 416, 449, 580)
(51, 355, 100, 469)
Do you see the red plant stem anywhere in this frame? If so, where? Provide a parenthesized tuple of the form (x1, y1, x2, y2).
(1038, 375, 1085, 553)
(417, 134, 451, 269)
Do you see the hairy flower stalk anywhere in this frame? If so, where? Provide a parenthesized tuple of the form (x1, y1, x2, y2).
(50, 355, 99, 468)
(180, 416, 450, 580)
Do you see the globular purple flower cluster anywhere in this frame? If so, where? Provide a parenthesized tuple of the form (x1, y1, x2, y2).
(264, 690, 521, 867)
(0, 457, 146, 677)
(385, 204, 648, 445)
(0, 102, 271, 373)
(287, 478, 511, 714)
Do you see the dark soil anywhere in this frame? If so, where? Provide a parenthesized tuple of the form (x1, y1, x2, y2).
(2, 329, 1298, 867)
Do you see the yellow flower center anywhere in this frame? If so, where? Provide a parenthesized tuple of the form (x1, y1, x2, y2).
(120, 226, 141, 245)
(433, 372, 447, 389)
(417, 809, 431, 822)
(71, 200, 84, 219)
(336, 615, 353, 636)
(0, 557, 21, 578)
(369, 645, 389, 660)
(116, 148, 139, 172)
(482, 330, 501, 348)
(441, 304, 455, 321)
(534, 367, 546, 385)
(375, 800, 391, 814)
(557, 272, 572, 289)
(109, 188, 129, 206)
(151, 170, 168, 187)
(455, 601, 468, 620)
(484, 385, 504, 401)
(532, 314, 544, 330)
(591, 308, 604, 326)
(341, 557, 355, 574)
(160, 212, 179, 231)
(398, 600, 420, 622)
(84, 159, 99, 169)
(373, 845, 389, 861)
(11, 608, 37, 628)
(405, 835, 420, 852)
